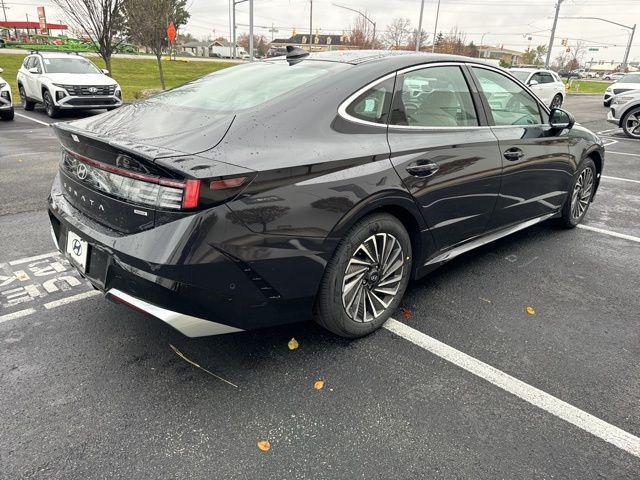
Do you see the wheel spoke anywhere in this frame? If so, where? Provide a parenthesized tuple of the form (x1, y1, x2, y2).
(369, 290, 390, 309)
(343, 266, 368, 282)
(377, 273, 402, 287)
(366, 291, 379, 318)
(358, 240, 377, 264)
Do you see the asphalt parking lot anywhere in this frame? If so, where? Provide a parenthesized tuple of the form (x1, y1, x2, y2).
(1, 96, 639, 479)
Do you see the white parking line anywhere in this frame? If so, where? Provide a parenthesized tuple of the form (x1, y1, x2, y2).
(602, 175, 640, 184)
(607, 151, 640, 158)
(8, 251, 58, 266)
(602, 139, 618, 147)
(384, 318, 640, 459)
(14, 112, 51, 127)
(0, 308, 37, 324)
(43, 290, 101, 309)
(577, 225, 640, 243)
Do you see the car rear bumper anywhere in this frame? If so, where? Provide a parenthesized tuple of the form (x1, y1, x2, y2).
(48, 173, 331, 336)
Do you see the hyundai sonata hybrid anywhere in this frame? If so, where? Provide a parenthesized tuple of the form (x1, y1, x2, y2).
(48, 49, 604, 338)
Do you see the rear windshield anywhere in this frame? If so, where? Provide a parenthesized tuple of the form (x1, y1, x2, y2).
(43, 58, 101, 74)
(619, 73, 640, 83)
(509, 70, 531, 82)
(148, 60, 349, 111)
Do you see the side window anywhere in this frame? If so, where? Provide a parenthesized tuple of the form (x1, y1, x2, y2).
(23, 57, 32, 68)
(33, 58, 42, 73)
(390, 66, 478, 127)
(344, 77, 394, 124)
(472, 67, 543, 126)
(531, 73, 544, 84)
(538, 72, 554, 84)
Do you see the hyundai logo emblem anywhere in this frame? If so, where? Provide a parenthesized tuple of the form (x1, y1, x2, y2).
(76, 163, 88, 180)
(72, 239, 82, 256)
(88, 87, 98, 94)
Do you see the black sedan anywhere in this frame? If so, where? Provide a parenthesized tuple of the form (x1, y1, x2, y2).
(48, 48, 604, 338)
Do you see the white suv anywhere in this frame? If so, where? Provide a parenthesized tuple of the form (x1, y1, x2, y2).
(603, 73, 640, 107)
(16, 52, 122, 118)
(0, 67, 14, 121)
(509, 68, 565, 108)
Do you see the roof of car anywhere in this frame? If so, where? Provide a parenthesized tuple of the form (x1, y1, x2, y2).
(509, 67, 554, 73)
(29, 51, 88, 59)
(269, 49, 497, 69)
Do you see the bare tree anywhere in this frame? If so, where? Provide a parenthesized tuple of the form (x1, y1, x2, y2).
(568, 40, 587, 69)
(407, 29, 428, 51)
(384, 17, 411, 50)
(349, 14, 374, 49)
(51, 0, 124, 73)
(124, 0, 189, 89)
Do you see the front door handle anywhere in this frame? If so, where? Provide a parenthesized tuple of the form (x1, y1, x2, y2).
(406, 160, 439, 177)
(503, 147, 524, 161)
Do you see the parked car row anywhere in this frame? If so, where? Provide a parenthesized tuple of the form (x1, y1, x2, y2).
(0, 67, 14, 120)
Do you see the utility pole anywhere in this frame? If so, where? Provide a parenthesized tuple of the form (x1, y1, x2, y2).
(432, 0, 441, 53)
(269, 23, 278, 41)
(622, 24, 636, 71)
(309, 0, 313, 52)
(415, 0, 425, 52)
(232, 0, 249, 59)
(545, 0, 564, 68)
(249, 0, 254, 61)
(1, 0, 8, 22)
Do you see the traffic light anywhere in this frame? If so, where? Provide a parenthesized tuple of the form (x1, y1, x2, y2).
(561, 38, 568, 46)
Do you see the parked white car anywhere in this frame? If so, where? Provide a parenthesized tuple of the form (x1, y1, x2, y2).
(603, 72, 640, 107)
(603, 72, 625, 81)
(16, 52, 122, 118)
(0, 67, 14, 120)
(607, 89, 640, 139)
(509, 67, 565, 108)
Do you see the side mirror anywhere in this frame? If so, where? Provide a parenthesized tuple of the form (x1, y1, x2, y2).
(101, 69, 109, 75)
(28, 67, 40, 74)
(528, 79, 539, 86)
(549, 108, 575, 130)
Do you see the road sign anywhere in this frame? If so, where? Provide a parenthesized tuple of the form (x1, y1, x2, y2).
(167, 21, 176, 45)
(588, 48, 599, 52)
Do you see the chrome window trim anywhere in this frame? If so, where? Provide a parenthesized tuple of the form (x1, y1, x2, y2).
(337, 60, 551, 130)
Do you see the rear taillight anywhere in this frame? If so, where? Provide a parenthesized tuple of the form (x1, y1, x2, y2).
(62, 150, 252, 210)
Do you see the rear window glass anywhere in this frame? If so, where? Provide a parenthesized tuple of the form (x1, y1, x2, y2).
(509, 70, 531, 82)
(148, 60, 349, 111)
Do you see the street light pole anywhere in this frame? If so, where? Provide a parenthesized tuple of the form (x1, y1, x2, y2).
(1, 0, 8, 23)
(545, 0, 564, 68)
(560, 16, 636, 70)
(249, 0, 254, 61)
(232, 0, 249, 59)
(431, 0, 441, 53)
(309, 0, 313, 52)
(415, 0, 425, 52)
(332, 3, 376, 48)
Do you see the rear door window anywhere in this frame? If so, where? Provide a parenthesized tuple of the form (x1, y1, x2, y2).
(390, 65, 478, 127)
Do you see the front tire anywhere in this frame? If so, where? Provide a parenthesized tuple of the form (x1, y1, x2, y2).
(43, 90, 59, 118)
(314, 213, 412, 338)
(559, 158, 596, 228)
(621, 107, 640, 139)
(0, 107, 14, 121)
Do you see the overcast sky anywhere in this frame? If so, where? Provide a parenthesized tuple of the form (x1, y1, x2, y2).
(4, 0, 639, 63)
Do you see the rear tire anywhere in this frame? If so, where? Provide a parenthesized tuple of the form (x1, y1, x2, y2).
(19, 85, 35, 111)
(621, 107, 640, 139)
(43, 90, 59, 118)
(559, 158, 596, 229)
(314, 213, 412, 338)
(0, 107, 14, 121)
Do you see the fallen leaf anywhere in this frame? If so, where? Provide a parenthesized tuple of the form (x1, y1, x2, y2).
(287, 337, 299, 350)
(526, 306, 536, 315)
(401, 307, 412, 320)
(257, 440, 271, 452)
(314, 380, 325, 390)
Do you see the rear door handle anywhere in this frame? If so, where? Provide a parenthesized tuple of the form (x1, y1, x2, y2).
(503, 147, 524, 161)
(406, 160, 439, 177)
